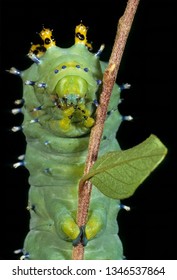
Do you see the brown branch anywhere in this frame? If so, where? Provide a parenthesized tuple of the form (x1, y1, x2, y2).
(72, 0, 140, 260)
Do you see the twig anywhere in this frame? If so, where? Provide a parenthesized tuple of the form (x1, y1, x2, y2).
(72, 0, 140, 260)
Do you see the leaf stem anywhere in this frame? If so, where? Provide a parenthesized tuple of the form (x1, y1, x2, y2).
(72, 0, 140, 260)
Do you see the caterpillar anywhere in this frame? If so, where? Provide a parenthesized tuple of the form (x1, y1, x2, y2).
(9, 22, 166, 260)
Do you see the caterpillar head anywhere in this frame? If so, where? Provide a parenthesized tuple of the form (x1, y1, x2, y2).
(21, 23, 103, 137)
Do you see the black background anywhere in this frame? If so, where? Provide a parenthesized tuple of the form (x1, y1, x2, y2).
(0, 0, 176, 260)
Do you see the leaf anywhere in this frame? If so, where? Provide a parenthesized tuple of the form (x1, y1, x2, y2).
(82, 134, 167, 199)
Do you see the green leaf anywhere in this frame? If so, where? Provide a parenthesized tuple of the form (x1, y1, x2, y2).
(82, 134, 167, 199)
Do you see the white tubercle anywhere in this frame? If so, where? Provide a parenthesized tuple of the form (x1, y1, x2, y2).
(11, 108, 22, 115)
(13, 161, 24, 168)
(11, 126, 22, 132)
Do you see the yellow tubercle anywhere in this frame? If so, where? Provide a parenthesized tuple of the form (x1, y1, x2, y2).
(39, 28, 56, 49)
(29, 44, 45, 57)
(75, 23, 92, 50)
(28, 27, 56, 56)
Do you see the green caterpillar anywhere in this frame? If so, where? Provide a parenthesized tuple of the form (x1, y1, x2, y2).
(9, 23, 167, 260)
